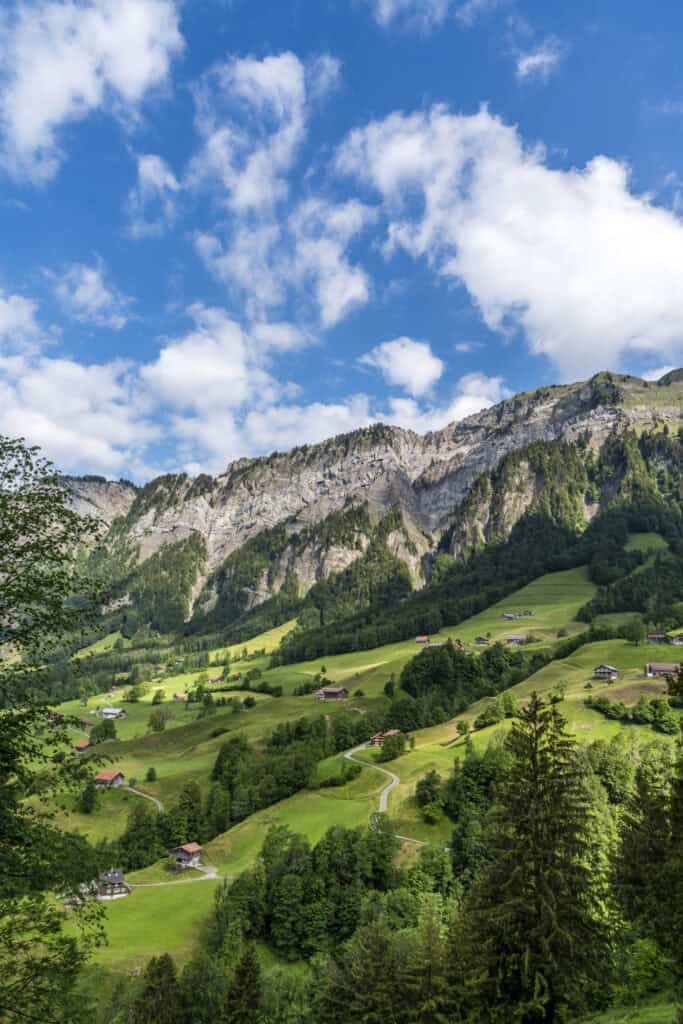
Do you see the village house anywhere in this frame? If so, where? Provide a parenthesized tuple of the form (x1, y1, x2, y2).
(100, 707, 127, 720)
(95, 769, 125, 788)
(315, 685, 349, 702)
(415, 635, 430, 644)
(210, 674, 223, 684)
(368, 729, 401, 747)
(671, 634, 683, 646)
(96, 869, 131, 900)
(502, 612, 518, 621)
(425, 641, 447, 650)
(173, 692, 186, 701)
(474, 636, 490, 646)
(505, 634, 528, 647)
(593, 664, 619, 681)
(647, 632, 670, 645)
(645, 662, 680, 678)
(171, 842, 202, 870)
(74, 738, 90, 753)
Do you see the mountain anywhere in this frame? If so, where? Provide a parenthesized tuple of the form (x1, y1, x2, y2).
(66, 370, 683, 635)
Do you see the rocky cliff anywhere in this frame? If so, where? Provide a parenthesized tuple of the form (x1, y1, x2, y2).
(66, 371, 683, 619)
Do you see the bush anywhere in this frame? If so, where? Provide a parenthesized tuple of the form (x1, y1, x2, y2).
(145, 767, 157, 782)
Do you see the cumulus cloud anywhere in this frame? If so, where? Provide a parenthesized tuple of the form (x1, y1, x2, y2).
(0, 290, 44, 350)
(516, 37, 564, 82)
(127, 153, 180, 237)
(49, 259, 132, 329)
(0, 0, 183, 182)
(383, 372, 509, 432)
(337, 104, 683, 379)
(0, 353, 156, 473)
(360, 336, 444, 396)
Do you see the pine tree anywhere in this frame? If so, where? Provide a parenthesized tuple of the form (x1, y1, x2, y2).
(404, 896, 450, 1024)
(463, 693, 616, 1023)
(669, 737, 683, 1024)
(222, 944, 261, 1024)
(131, 954, 182, 1024)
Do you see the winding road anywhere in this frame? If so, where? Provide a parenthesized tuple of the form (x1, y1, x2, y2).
(121, 785, 164, 812)
(344, 744, 426, 845)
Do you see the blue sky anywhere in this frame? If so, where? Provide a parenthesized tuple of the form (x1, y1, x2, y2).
(2, 0, 683, 479)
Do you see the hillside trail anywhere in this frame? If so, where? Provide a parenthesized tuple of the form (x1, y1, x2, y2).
(129, 865, 232, 889)
(121, 785, 164, 812)
(344, 744, 426, 846)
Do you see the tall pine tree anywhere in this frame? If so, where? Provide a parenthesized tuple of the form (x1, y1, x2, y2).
(462, 693, 616, 1023)
(222, 944, 261, 1024)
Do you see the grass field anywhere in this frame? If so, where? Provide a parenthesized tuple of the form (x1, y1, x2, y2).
(580, 999, 677, 1023)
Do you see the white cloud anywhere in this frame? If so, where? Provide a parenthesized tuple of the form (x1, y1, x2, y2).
(0, 290, 43, 349)
(454, 340, 483, 353)
(360, 336, 444, 396)
(642, 365, 676, 382)
(188, 51, 339, 212)
(384, 372, 509, 432)
(516, 37, 564, 82)
(337, 104, 683, 379)
(0, 353, 156, 473)
(367, 0, 499, 30)
(49, 259, 132, 329)
(127, 153, 180, 237)
(0, 0, 183, 182)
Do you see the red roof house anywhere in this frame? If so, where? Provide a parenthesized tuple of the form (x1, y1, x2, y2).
(74, 739, 90, 752)
(95, 769, 125, 788)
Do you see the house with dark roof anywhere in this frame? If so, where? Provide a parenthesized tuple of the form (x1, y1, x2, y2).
(96, 869, 131, 900)
(647, 633, 670, 645)
(315, 686, 349, 701)
(593, 665, 619, 681)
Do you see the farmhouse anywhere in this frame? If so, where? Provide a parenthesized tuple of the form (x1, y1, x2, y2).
(425, 642, 447, 650)
(502, 613, 518, 620)
(315, 686, 349, 702)
(100, 707, 126, 720)
(647, 632, 670, 645)
(415, 635, 429, 644)
(671, 634, 683, 646)
(171, 842, 202, 870)
(96, 869, 131, 900)
(505, 634, 528, 646)
(210, 675, 223, 683)
(593, 665, 619, 681)
(369, 729, 402, 747)
(645, 662, 680, 678)
(474, 636, 490, 646)
(95, 769, 125, 788)
(74, 738, 90, 753)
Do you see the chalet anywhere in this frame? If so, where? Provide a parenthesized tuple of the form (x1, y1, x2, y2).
(100, 707, 126, 720)
(502, 612, 518, 621)
(647, 632, 670, 645)
(593, 664, 619, 681)
(74, 738, 90, 753)
(369, 729, 402, 747)
(505, 634, 528, 646)
(415, 635, 430, 644)
(645, 662, 681, 678)
(173, 692, 186, 701)
(96, 869, 131, 900)
(315, 686, 349, 702)
(671, 635, 683, 646)
(474, 636, 490, 646)
(425, 642, 447, 650)
(95, 769, 125, 788)
(171, 842, 202, 870)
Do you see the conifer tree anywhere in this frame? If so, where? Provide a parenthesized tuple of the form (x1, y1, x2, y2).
(131, 954, 182, 1024)
(463, 692, 615, 1023)
(404, 896, 450, 1024)
(222, 944, 261, 1024)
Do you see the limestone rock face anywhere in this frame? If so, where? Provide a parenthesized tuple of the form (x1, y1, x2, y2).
(65, 372, 683, 613)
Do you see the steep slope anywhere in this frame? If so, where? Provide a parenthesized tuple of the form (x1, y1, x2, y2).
(67, 371, 683, 628)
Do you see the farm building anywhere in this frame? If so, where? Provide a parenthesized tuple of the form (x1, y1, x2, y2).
(505, 634, 528, 646)
(474, 636, 490, 646)
(74, 738, 90, 753)
(425, 642, 448, 650)
(315, 686, 349, 701)
(593, 665, 619, 681)
(171, 842, 202, 870)
(645, 662, 680, 678)
(96, 869, 131, 900)
(671, 635, 683, 646)
(95, 769, 125, 788)
(647, 633, 670, 645)
(415, 635, 430, 644)
(210, 675, 223, 683)
(369, 729, 402, 747)
(502, 613, 518, 620)
(100, 707, 126, 720)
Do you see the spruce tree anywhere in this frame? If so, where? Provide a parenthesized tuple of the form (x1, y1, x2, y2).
(463, 693, 615, 1023)
(222, 944, 261, 1024)
(404, 896, 450, 1024)
(131, 954, 182, 1024)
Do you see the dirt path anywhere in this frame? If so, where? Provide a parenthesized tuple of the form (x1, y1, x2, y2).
(121, 785, 164, 812)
